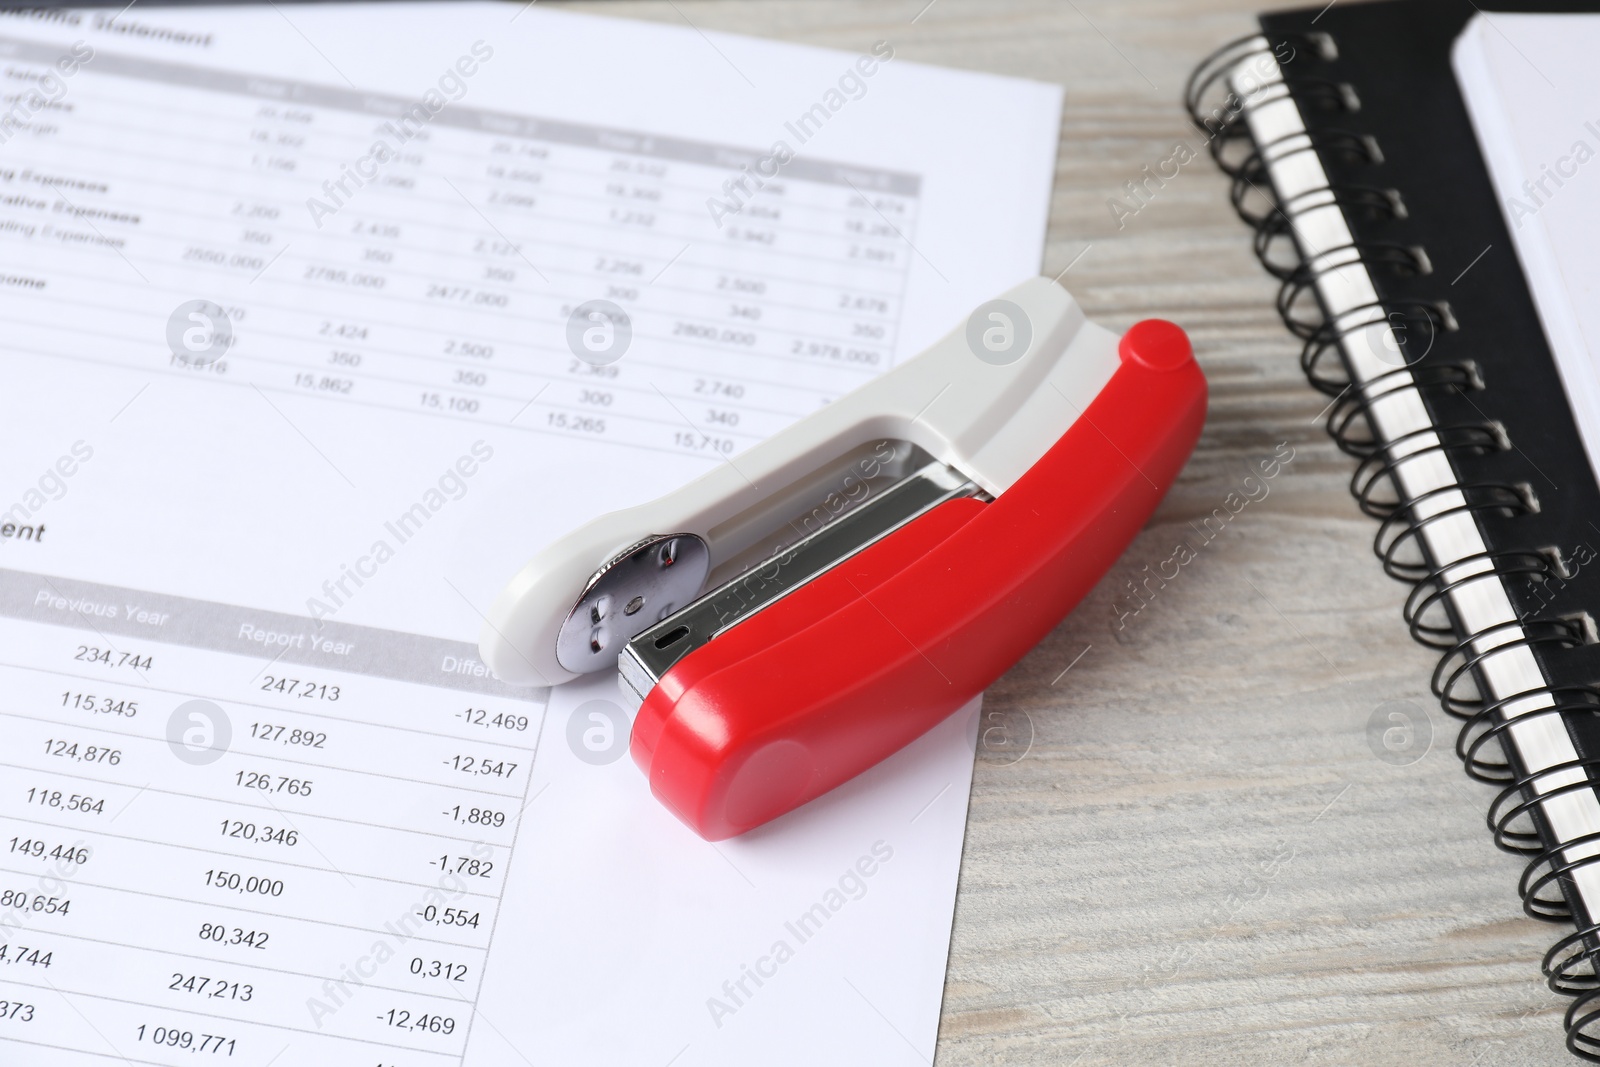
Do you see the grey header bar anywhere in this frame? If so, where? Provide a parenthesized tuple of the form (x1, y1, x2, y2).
(0, 566, 543, 700)
(0, 35, 922, 196)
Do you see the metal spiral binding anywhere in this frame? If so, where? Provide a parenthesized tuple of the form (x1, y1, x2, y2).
(1547, 921, 1600, 1061)
(1182, 32, 1343, 176)
(1457, 686, 1600, 784)
(1228, 129, 1381, 228)
(1351, 421, 1506, 519)
(1522, 827, 1600, 922)
(1276, 242, 1432, 336)
(1402, 549, 1547, 649)
(1255, 187, 1409, 278)
(1190, 32, 1600, 1060)
(1375, 482, 1539, 584)
(1326, 362, 1482, 458)
(1295, 299, 1456, 398)
(1549, 926, 1600, 1063)
(1489, 759, 1600, 854)
(1573, 993, 1600, 1062)
(1430, 618, 1584, 720)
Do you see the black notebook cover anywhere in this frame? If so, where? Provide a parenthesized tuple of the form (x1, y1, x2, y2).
(1194, 0, 1600, 1058)
(1259, 8, 1600, 621)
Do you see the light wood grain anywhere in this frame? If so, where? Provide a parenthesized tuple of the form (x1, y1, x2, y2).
(563, 1, 1567, 1062)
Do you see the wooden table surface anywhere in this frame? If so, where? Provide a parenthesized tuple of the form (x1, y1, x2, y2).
(567, 1, 1564, 1062)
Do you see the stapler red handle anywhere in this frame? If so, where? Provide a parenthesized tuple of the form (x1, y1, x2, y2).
(481, 278, 1206, 839)
(630, 319, 1203, 838)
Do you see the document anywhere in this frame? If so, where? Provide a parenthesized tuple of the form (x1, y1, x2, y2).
(0, 4, 1061, 1064)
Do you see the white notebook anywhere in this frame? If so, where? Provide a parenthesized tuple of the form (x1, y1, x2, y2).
(1456, 13, 1600, 477)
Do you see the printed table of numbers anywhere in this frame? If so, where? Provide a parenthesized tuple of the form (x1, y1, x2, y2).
(0, 33, 924, 460)
(0, 567, 546, 1066)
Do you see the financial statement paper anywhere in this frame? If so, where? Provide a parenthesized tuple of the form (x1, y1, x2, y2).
(0, 4, 1062, 1064)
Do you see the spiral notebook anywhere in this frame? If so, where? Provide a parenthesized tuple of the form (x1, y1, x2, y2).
(1189, 1, 1600, 1059)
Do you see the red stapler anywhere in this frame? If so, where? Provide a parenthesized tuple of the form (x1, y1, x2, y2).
(481, 277, 1206, 839)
